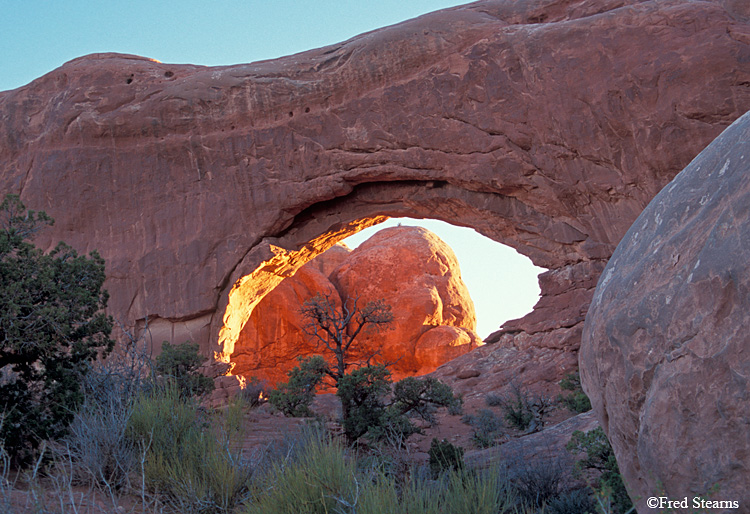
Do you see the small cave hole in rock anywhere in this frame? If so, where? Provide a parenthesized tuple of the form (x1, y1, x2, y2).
(225, 217, 543, 394)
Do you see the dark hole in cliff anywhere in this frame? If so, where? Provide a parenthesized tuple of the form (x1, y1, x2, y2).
(126, 75, 134, 84)
(223, 217, 543, 390)
(305, 107, 310, 113)
(164, 70, 174, 78)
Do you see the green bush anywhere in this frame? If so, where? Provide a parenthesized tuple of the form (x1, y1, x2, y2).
(245, 434, 520, 514)
(546, 488, 597, 514)
(337, 364, 392, 442)
(155, 341, 214, 398)
(566, 427, 633, 514)
(0, 194, 114, 465)
(428, 438, 464, 478)
(558, 371, 592, 413)
(510, 456, 565, 510)
(126, 387, 253, 512)
(495, 382, 551, 432)
(268, 355, 327, 417)
(391, 376, 461, 424)
(245, 432, 357, 514)
(337, 366, 459, 445)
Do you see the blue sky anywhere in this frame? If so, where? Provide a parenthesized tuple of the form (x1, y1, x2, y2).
(2, 0, 544, 338)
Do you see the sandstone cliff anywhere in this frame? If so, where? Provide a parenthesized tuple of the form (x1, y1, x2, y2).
(2, 0, 750, 500)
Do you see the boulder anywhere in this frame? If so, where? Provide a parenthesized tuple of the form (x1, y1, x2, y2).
(581, 111, 750, 510)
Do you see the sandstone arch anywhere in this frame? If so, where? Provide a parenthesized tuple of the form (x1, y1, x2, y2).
(1, 0, 749, 392)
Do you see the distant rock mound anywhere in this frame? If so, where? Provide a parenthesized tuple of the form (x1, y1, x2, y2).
(581, 111, 750, 511)
(232, 226, 480, 386)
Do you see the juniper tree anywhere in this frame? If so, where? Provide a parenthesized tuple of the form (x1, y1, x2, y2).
(0, 194, 113, 463)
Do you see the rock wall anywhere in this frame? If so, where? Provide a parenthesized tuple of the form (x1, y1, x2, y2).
(581, 111, 750, 511)
(234, 227, 480, 386)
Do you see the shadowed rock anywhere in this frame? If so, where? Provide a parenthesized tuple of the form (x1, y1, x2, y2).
(581, 111, 750, 511)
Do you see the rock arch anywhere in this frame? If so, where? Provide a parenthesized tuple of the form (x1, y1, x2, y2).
(1, 0, 748, 386)
(214, 181, 588, 366)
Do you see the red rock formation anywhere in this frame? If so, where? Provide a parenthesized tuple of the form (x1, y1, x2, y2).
(231, 248, 345, 387)
(331, 227, 481, 379)
(0, 2, 746, 380)
(0, 3, 749, 491)
(581, 111, 750, 511)
(233, 228, 479, 386)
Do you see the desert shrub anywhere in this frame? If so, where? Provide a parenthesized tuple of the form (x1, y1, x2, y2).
(546, 488, 597, 514)
(62, 387, 136, 493)
(428, 438, 464, 478)
(462, 408, 503, 448)
(155, 340, 214, 398)
(246, 434, 520, 514)
(126, 386, 253, 512)
(337, 364, 392, 442)
(509, 456, 566, 510)
(448, 394, 464, 415)
(337, 366, 459, 445)
(0, 194, 114, 465)
(496, 382, 551, 432)
(245, 432, 357, 514)
(57, 320, 158, 494)
(440, 467, 519, 514)
(558, 371, 592, 413)
(268, 355, 328, 417)
(391, 376, 461, 424)
(485, 393, 504, 407)
(238, 375, 267, 408)
(567, 427, 633, 514)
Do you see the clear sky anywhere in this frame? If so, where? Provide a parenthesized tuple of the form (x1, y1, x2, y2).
(2, 0, 544, 338)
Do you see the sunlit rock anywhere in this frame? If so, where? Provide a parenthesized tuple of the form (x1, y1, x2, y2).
(233, 227, 480, 386)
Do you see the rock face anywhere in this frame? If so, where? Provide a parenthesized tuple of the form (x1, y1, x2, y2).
(231, 246, 346, 387)
(234, 227, 480, 386)
(581, 112, 750, 510)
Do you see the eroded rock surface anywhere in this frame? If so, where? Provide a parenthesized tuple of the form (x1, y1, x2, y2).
(581, 111, 750, 511)
(234, 227, 479, 386)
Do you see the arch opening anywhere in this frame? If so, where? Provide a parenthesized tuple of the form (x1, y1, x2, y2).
(223, 216, 544, 388)
(208, 180, 604, 397)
